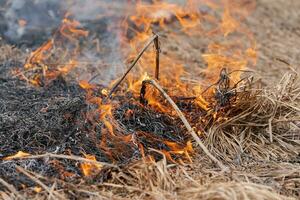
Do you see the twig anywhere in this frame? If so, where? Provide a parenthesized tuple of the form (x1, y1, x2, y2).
(7, 153, 118, 169)
(108, 34, 159, 98)
(141, 79, 227, 171)
(0, 177, 24, 200)
(154, 35, 160, 80)
(16, 166, 64, 200)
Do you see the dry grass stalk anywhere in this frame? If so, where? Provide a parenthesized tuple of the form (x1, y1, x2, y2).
(177, 181, 295, 200)
(7, 153, 118, 169)
(16, 166, 65, 200)
(0, 178, 24, 200)
(107, 154, 177, 199)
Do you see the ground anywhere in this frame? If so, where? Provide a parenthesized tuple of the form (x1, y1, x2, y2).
(0, 0, 299, 199)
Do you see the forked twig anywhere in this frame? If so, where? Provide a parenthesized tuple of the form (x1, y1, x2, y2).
(141, 79, 227, 171)
(109, 34, 159, 98)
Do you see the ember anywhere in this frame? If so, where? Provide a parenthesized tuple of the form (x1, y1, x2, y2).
(0, 0, 299, 199)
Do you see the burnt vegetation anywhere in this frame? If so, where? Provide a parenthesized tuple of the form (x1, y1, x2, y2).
(0, 0, 299, 199)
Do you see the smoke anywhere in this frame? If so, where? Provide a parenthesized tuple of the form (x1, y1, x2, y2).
(0, 0, 194, 86)
(1, 0, 127, 43)
(2, 0, 64, 45)
(0, 0, 131, 85)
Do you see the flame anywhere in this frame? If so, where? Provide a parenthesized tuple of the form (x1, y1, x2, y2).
(60, 17, 89, 41)
(80, 154, 102, 176)
(129, 0, 202, 34)
(33, 187, 42, 193)
(202, 54, 247, 84)
(92, 0, 256, 163)
(221, 7, 239, 37)
(22, 15, 88, 86)
(164, 140, 194, 163)
(4, 151, 31, 160)
(79, 80, 96, 90)
(12, 0, 257, 166)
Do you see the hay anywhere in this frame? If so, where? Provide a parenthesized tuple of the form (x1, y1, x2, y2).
(206, 72, 300, 163)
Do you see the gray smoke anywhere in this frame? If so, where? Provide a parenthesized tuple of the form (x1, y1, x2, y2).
(0, 0, 192, 86)
(2, 0, 63, 45)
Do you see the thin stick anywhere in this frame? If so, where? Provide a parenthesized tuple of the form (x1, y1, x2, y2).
(108, 34, 158, 98)
(154, 35, 160, 80)
(142, 79, 227, 171)
(7, 153, 118, 169)
(0, 177, 24, 200)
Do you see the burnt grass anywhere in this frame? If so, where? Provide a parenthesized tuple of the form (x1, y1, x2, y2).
(0, 61, 189, 188)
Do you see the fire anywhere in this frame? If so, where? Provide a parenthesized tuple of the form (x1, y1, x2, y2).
(164, 140, 194, 163)
(79, 80, 96, 90)
(13, 0, 257, 166)
(202, 54, 247, 84)
(59, 17, 89, 40)
(221, 7, 239, 37)
(129, 0, 202, 34)
(34, 187, 42, 193)
(4, 151, 31, 160)
(77, 0, 256, 164)
(80, 154, 102, 176)
(21, 15, 88, 86)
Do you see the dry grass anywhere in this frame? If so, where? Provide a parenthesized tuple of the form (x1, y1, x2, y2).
(1, 0, 300, 199)
(1, 72, 298, 199)
(206, 72, 300, 163)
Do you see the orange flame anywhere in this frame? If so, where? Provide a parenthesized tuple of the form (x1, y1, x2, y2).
(80, 154, 102, 176)
(79, 80, 96, 90)
(23, 15, 88, 86)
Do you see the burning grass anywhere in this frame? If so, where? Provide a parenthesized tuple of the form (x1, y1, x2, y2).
(1, 46, 299, 199)
(0, 0, 300, 199)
